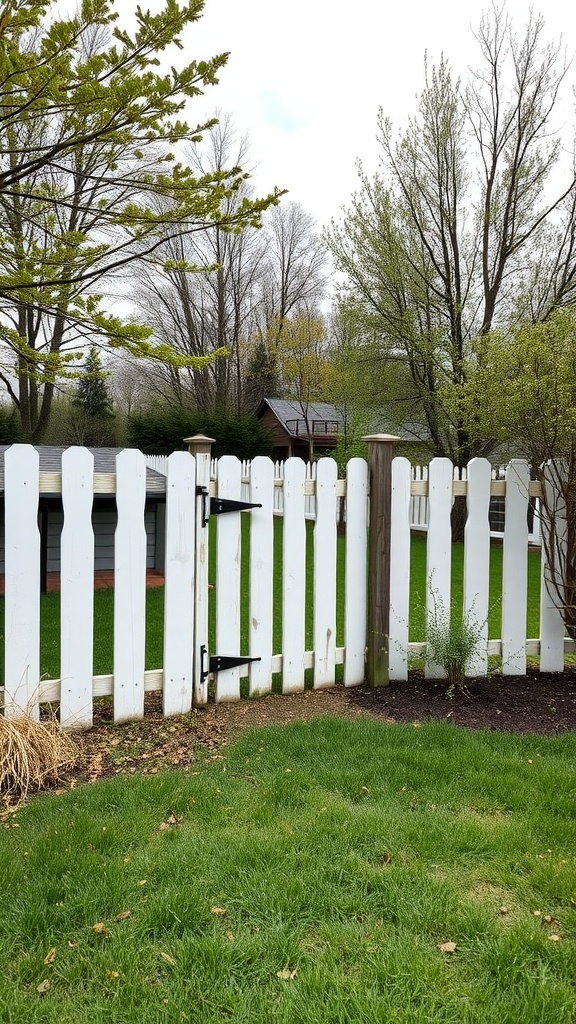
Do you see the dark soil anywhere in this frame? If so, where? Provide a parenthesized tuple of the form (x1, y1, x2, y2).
(53, 668, 576, 791)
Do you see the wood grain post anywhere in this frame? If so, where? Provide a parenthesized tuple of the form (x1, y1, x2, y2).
(362, 434, 400, 686)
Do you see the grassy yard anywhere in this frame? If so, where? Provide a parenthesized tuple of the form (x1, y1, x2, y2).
(1, 716, 575, 1023)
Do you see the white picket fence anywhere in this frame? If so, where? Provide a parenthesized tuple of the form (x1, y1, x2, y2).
(0, 447, 570, 728)
(409, 464, 542, 545)
(1, 446, 368, 728)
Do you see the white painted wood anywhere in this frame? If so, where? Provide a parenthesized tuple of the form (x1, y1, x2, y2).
(60, 448, 95, 729)
(215, 455, 242, 702)
(113, 449, 147, 722)
(249, 456, 275, 695)
(502, 460, 530, 674)
(539, 464, 566, 672)
(344, 457, 368, 686)
(389, 457, 412, 680)
(463, 458, 492, 676)
(313, 458, 337, 688)
(162, 452, 196, 716)
(193, 451, 210, 705)
(4, 445, 40, 719)
(425, 458, 454, 679)
(282, 457, 307, 691)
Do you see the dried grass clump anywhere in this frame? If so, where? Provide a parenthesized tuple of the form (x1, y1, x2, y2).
(0, 712, 81, 805)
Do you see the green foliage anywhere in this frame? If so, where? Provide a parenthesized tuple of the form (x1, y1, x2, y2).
(426, 591, 487, 695)
(0, 0, 281, 440)
(0, 405, 22, 443)
(126, 405, 273, 459)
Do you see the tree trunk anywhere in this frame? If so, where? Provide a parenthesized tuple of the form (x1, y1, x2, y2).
(450, 494, 467, 543)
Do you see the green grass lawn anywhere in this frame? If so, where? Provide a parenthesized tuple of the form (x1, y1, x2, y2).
(1, 526, 543, 681)
(1, 717, 575, 1023)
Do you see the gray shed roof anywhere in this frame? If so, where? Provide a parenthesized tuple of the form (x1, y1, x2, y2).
(258, 399, 344, 430)
(0, 446, 167, 494)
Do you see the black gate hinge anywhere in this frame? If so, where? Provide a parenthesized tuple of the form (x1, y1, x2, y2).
(196, 487, 262, 528)
(200, 645, 261, 681)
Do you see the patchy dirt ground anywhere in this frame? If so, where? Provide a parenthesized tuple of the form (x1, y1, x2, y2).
(65, 668, 576, 788)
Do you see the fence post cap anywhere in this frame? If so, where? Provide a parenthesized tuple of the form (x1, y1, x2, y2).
(361, 434, 401, 444)
(184, 434, 215, 456)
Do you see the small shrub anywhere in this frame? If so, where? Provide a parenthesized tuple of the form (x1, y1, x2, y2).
(426, 592, 486, 696)
(0, 712, 81, 805)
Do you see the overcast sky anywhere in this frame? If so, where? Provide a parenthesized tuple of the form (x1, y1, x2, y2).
(189, 0, 576, 231)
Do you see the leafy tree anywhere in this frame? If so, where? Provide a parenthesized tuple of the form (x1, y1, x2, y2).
(68, 344, 115, 445)
(0, 0, 280, 440)
(326, 9, 576, 481)
(468, 308, 576, 638)
(269, 313, 328, 461)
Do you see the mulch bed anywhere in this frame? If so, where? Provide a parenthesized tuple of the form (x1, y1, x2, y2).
(57, 668, 576, 790)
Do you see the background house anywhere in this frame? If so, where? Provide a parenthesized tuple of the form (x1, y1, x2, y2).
(256, 399, 343, 460)
(0, 446, 167, 591)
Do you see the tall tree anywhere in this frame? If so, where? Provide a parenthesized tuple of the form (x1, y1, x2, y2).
(0, 0, 279, 440)
(326, 9, 576, 473)
(131, 113, 270, 413)
(68, 344, 115, 445)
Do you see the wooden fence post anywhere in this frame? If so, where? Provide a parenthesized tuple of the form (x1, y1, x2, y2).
(184, 435, 215, 705)
(362, 434, 400, 686)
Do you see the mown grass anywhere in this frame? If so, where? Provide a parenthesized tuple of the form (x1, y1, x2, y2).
(1, 717, 575, 1023)
(1, 525, 543, 681)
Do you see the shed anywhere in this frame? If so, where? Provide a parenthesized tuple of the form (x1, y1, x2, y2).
(0, 446, 167, 591)
(256, 399, 344, 459)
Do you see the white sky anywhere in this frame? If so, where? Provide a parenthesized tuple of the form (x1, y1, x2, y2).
(188, 0, 576, 231)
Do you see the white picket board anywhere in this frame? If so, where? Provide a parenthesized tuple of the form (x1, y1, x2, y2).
(60, 448, 95, 728)
(162, 452, 196, 716)
(313, 458, 337, 688)
(282, 457, 307, 691)
(463, 458, 492, 676)
(344, 457, 368, 686)
(249, 456, 275, 695)
(389, 457, 412, 680)
(193, 449, 211, 705)
(502, 460, 530, 674)
(539, 466, 566, 672)
(215, 455, 242, 702)
(4, 445, 41, 719)
(425, 458, 454, 678)
(113, 449, 147, 722)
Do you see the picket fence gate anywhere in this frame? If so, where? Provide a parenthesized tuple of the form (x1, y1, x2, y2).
(0, 446, 570, 729)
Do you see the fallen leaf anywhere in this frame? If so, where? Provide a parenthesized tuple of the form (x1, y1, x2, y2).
(382, 853, 391, 866)
(528, 759, 533, 764)
(91, 923, 110, 936)
(160, 952, 176, 965)
(543, 915, 558, 925)
(158, 822, 170, 831)
(226, 931, 234, 941)
(106, 970, 120, 978)
(533, 910, 542, 917)
(549, 933, 562, 942)
(67, 941, 77, 949)
(498, 906, 509, 915)
(276, 968, 298, 980)
(437, 941, 457, 953)
(361, 786, 369, 793)
(211, 906, 226, 916)
(167, 813, 183, 825)
(37, 979, 51, 996)
(137, 880, 147, 886)
(43, 947, 56, 965)
(116, 911, 131, 921)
